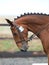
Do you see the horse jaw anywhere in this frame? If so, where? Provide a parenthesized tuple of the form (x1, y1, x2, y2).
(5, 19, 13, 26)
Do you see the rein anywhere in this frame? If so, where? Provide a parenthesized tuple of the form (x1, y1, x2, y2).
(13, 23, 49, 43)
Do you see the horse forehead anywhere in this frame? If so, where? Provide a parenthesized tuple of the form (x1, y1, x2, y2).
(11, 23, 26, 33)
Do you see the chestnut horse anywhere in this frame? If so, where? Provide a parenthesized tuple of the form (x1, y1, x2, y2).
(6, 13, 49, 64)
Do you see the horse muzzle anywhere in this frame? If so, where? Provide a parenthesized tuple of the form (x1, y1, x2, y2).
(20, 43, 29, 52)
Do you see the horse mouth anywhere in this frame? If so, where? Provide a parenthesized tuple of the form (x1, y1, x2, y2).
(20, 46, 28, 52)
(20, 49, 27, 52)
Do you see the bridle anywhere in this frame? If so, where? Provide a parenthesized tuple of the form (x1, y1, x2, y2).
(11, 23, 29, 51)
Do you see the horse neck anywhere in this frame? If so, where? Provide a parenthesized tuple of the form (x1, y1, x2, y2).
(23, 17, 42, 35)
(27, 22, 42, 35)
(23, 15, 49, 36)
(16, 15, 49, 36)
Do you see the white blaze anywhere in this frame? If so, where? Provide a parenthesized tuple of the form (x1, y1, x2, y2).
(19, 26, 24, 32)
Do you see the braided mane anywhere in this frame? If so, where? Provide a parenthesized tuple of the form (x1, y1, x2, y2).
(14, 13, 49, 20)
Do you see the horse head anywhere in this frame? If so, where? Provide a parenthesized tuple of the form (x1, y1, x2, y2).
(6, 19, 28, 52)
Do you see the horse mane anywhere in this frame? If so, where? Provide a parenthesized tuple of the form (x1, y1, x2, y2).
(14, 13, 49, 20)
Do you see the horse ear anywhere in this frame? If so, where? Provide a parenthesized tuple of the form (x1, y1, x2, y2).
(5, 19, 13, 26)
